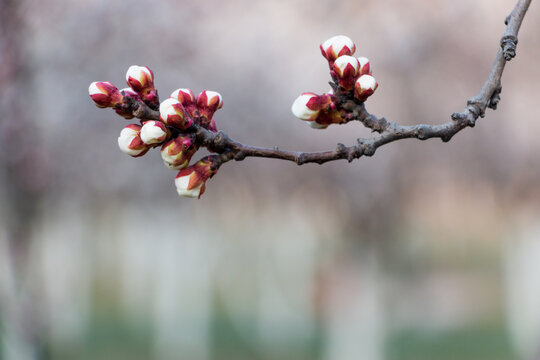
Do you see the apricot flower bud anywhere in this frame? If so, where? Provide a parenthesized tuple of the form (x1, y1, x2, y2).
(126, 65, 158, 107)
(196, 91, 223, 128)
(291, 93, 343, 129)
(291, 92, 320, 121)
(333, 55, 360, 90)
(140, 120, 170, 145)
(320, 35, 356, 66)
(175, 156, 219, 199)
(117, 124, 150, 157)
(357, 57, 372, 76)
(354, 74, 378, 102)
(159, 98, 193, 130)
(171, 88, 197, 117)
(89, 81, 122, 108)
(161, 135, 198, 170)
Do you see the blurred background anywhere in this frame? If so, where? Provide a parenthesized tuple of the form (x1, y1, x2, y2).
(0, 0, 539, 359)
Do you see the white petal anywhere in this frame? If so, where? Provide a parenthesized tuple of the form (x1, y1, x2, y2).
(88, 82, 105, 96)
(357, 75, 377, 91)
(175, 175, 201, 198)
(334, 55, 359, 74)
(291, 94, 318, 120)
(118, 128, 144, 156)
(140, 121, 167, 144)
(322, 35, 355, 55)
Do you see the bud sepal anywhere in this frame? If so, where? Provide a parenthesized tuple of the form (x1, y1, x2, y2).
(175, 156, 219, 199)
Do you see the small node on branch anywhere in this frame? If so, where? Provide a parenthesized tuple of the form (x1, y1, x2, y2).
(234, 151, 246, 161)
(441, 134, 453, 143)
(336, 143, 347, 156)
(451, 111, 474, 127)
(296, 153, 307, 166)
(488, 85, 502, 110)
(416, 125, 429, 140)
(501, 35, 518, 61)
(210, 131, 229, 153)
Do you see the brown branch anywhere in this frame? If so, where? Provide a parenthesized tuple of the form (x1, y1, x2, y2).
(126, 0, 531, 167)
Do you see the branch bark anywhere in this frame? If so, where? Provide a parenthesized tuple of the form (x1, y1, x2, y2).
(126, 0, 531, 167)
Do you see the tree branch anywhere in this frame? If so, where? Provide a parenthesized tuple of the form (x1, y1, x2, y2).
(124, 0, 531, 167)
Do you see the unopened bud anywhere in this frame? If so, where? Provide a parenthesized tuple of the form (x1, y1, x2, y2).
(320, 35, 356, 66)
(354, 74, 378, 102)
(126, 65, 158, 106)
(159, 98, 193, 130)
(161, 135, 198, 170)
(357, 57, 372, 76)
(333, 55, 360, 90)
(291, 92, 320, 121)
(117, 124, 150, 157)
(291, 93, 342, 129)
(126, 65, 154, 92)
(171, 88, 197, 117)
(140, 120, 170, 145)
(174, 156, 219, 199)
(89, 81, 122, 108)
(196, 91, 223, 127)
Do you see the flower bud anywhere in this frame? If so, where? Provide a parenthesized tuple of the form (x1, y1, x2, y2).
(159, 98, 193, 130)
(140, 120, 170, 145)
(117, 124, 150, 157)
(175, 156, 219, 199)
(89, 81, 122, 108)
(196, 91, 223, 128)
(291, 92, 320, 121)
(126, 65, 154, 92)
(291, 93, 343, 129)
(126, 65, 158, 107)
(357, 57, 372, 76)
(160, 135, 198, 170)
(171, 88, 197, 117)
(320, 35, 356, 66)
(354, 74, 378, 102)
(333, 55, 360, 90)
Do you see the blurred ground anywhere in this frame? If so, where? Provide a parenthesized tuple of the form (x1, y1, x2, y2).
(1, 0, 540, 359)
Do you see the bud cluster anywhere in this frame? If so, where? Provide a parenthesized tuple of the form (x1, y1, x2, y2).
(292, 35, 378, 129)
(89, 65, 222, 199)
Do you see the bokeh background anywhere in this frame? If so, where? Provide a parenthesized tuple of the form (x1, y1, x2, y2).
(1, 0, 539, 359)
